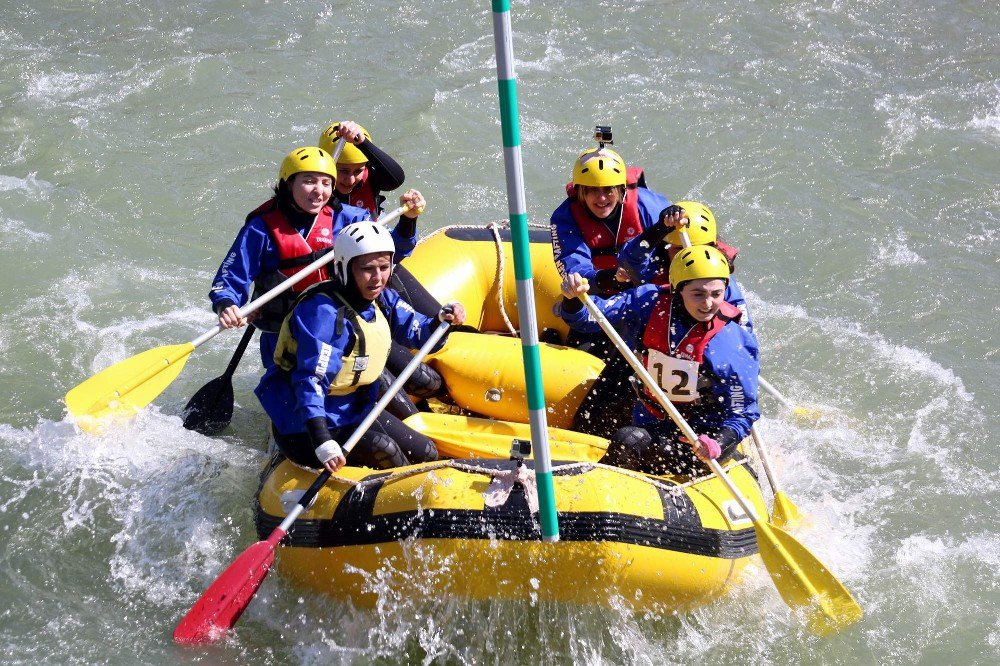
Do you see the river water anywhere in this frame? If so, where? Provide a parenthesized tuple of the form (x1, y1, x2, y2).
(0, 1, 997, 663)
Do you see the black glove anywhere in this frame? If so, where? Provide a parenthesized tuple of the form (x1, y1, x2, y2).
(659, 204, 685, 225)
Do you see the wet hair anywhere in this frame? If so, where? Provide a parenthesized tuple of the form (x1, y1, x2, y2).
(273, 176, 292, 201)
(576, 183, 626, 204)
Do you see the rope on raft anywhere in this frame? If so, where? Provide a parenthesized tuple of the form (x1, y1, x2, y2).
(416, 221, 551, 338)
(325, 456, 752, 499)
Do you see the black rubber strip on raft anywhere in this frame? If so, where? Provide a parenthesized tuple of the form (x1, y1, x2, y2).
(254, 460, 759, 560)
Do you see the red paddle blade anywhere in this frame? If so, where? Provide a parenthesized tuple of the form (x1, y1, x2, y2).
(173, 536, 281, 645)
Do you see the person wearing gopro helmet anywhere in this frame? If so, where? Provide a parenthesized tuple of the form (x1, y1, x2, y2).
(256, 222, 466, 472)
(208, 146, 422, 368)
(319, 120, 406, 217)
(559, 245, 760, 475)
(549, 125, 671, 297)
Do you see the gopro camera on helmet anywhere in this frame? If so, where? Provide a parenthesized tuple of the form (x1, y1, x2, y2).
(509, 438, 532, 465)
(594, 125, 613, 147)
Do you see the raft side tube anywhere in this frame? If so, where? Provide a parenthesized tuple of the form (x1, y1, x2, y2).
(426, 332, 604, 428)
(399, 226, 569, 338)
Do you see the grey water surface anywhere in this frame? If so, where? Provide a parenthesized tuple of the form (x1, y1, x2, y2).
(0, 1, 997, 664)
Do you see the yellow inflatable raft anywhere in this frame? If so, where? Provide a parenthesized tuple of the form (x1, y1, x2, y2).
(255, 422, 764, 610)
(399, 225, 604, 427)
(256, 224, 766, 611)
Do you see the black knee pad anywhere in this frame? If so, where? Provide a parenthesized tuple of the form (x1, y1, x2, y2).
(349, 430, 409, 470)
(602, 426, 653, 468)
(403, 362, 445, 399)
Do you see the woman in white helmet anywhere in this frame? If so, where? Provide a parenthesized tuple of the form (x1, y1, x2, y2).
(255, 222, 465, 472)
(560, 245, 760, 475)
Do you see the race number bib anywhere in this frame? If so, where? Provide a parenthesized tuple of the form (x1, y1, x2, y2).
(646, 349, 699, 403)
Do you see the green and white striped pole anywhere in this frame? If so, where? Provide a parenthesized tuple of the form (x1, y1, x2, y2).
(490, 0, 559, 542)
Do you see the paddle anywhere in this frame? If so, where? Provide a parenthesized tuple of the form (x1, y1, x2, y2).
(181, 325, 256, 435)
(751, 426, 802, 528)
(173, 318, 452, 645)
(675, 224, 802, 525)
(64, 199, 411, 431)
(758, 376, 821, 419)
(580, 293, 862, 635)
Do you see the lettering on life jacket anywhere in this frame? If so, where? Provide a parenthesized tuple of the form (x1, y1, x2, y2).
(274, 283, 392, 395)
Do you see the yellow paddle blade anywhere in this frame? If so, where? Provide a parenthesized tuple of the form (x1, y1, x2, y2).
(403, 412, 608, 462)
(771, 491, 804, 529)
(754, 521, 863, 635)
(792, 404, 827, 421)
(65, 343, 196, 427)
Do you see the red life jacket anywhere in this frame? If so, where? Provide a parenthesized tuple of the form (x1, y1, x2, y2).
(565, 167, 646, 270)
(639, 288, 742, 413)
(650, 239, 741, 286)
(343, 167, 378, 216)
(245, 200, 336, 333)
(259, 205, 335, 291)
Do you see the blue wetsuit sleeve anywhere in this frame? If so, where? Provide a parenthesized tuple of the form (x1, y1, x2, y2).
(636, 188, 670, 228)
(209, 218, 271, 312)
(703, 325, 760, 440)
(288, 298, 349, 424)
(617, 188, 672, 283)
(618, 230, 661, 284)
(550, 199, 599, 283)
(558, 284, 660, 346)
(381, 290, 445, 351)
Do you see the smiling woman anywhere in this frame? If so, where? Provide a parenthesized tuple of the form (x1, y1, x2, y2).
(559, 244, 759, 475)
(206, 145, 418, 371)
(288, 170, 333, 216)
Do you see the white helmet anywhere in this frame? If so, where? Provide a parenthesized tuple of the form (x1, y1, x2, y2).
(332, 222, 396, 283)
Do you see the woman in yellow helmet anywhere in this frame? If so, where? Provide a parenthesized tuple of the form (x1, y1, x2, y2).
(208, 146, 421, 368)
(549, 137, 672, 436)
(549, 144, 671, 297)
(559, 246, 760, 474)
(319, 120, 406, 217)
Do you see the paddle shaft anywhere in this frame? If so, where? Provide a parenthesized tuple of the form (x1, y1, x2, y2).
(751, 425, 783, 496)
(329, 137, 346, 162)
(581, 294, 707, 456)
(222, 325, 255, 377)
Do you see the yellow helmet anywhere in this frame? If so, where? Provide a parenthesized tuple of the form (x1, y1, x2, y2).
(665, 201, 718, 247)
(668, 245, 730, 289)
(572, 147, 626, 188)
(319, 122, 371, 164)
(279, 146, 337, 182)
